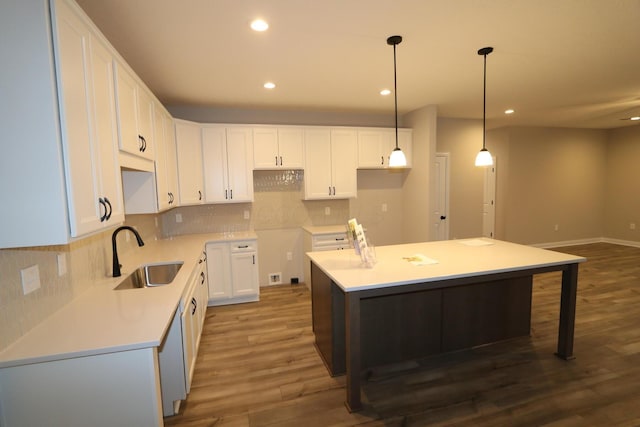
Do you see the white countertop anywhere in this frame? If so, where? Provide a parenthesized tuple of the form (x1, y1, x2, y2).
(303, 225, 348, 235)
(307, 238, 586, 292)
(0, 231, 256, 369)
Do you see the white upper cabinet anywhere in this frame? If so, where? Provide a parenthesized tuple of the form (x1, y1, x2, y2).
(202, 126, 254, 203)
(114, 61, 155, 162)
(175, 120, 205, 205)
(357, 128, 413, 169)
(303, 128, 357, 200)
(164, 112, 180, 208)
(253, 126, 304, 169)
(154, 105, 179, 211)
(54, 0, 124, 236)
(0, 0, 128, 248)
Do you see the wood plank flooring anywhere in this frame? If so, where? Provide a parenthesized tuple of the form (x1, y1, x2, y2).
(164, 243, 640, 426)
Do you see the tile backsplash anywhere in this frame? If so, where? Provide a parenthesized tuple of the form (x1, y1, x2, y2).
(0, 215, 159, 352)
(162, 170, 350, 236)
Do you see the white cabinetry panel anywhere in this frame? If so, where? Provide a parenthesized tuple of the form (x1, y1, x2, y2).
(175, 120, 204, 205)
(206, 240, 259, 306)
(303, 128, 357, 199)
(202, 126, 254, 203)
(253, 126, 304, 169)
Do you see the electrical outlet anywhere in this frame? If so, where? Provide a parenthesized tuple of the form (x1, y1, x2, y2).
(21, 265, 41, 295)
(382, 203, 388, 212)
(57, 253, 67, 277)
(244, 210, 250, 220)
(325, 207, 331, 216)
(268, 273, 282, 285)
(286, 252, 293, 261)
(554, 224, 559, 232)
(175, 213, 183, 223)
(630, 223, 636, 230)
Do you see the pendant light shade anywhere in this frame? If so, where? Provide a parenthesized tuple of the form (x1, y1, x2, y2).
(387, 35, 407, 168)
(475, 46, 494, 167)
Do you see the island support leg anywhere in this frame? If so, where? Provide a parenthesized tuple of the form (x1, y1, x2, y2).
(344, 292, 362, 412)
(556, 263, 579, 360)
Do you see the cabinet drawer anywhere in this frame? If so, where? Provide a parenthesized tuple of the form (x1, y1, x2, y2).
(312, 233, 349, 251)
(230, 240, 257, 253)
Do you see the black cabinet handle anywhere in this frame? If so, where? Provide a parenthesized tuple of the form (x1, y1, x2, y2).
(104, 197, 112, 220)
(381, 156, 384, 165)
(252, 254, 255, 265)
(332, 186, 336, 196)
(98, 198, 107, 222)
(198, 190, 202, 201)
(440, 215, 447, 220)
(203, 251, 207, 262)
(225, 189, 228, 199)
(200, 271, 205, 284)
(328, 186, 332, 196)
(191, 297, 197, 315)
(230, 189, 233, 199)
(275, 156, 278, 166)
(138, 135, 147, 152)
(279, 156, 283, 166)
(237, 245, 249, 249)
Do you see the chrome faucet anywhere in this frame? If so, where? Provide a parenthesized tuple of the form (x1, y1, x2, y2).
(112, 226, 145, 277)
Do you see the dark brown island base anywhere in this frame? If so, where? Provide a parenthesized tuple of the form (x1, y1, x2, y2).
(308, 238, 585, 412)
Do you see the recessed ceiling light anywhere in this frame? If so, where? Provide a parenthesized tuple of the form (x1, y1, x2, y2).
(250, 19, 269, 32)
(505, 109, 515, 115)
(263, 82, 275, 89)
(380, 89, 391, 96)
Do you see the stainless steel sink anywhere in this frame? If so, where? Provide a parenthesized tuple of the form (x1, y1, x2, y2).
(114, 261, 183, 290)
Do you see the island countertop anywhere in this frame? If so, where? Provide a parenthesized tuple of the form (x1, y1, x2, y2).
(307, 238, 586, 292)
(0, 231, 256, 369)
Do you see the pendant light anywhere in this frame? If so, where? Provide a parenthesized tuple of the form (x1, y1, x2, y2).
(475, 46, 494, 167)
(387, 35, 407, 168)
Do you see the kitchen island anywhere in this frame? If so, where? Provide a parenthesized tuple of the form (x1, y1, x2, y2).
(307, 238, 586, 412)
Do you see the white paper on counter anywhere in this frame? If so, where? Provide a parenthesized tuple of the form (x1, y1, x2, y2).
(402, 254, 438, 266)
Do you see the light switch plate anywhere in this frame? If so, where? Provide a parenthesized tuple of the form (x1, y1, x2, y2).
(21, 265, 41, 295)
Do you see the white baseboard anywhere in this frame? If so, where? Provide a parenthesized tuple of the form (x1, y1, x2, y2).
(531, 237, 640, 249)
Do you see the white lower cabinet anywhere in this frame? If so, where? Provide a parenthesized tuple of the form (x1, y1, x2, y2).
(160, 250, 208, 416)
(180, 251, 208, 395)
(206, 240, 259, 306)
(0, 347, 163, 427)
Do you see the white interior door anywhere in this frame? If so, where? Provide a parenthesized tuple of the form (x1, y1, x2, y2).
(432, 153, 450, 241)
(482, 157, 497, 238)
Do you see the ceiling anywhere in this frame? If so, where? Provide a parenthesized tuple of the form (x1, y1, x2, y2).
(74, 0, 640, 129)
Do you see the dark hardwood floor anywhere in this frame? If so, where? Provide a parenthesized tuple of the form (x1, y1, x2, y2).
(164, 243, 640, 426)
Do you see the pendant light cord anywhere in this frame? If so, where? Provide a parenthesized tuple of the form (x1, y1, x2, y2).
(393, 42, 399, 149)
(482, 51, 487, 150)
